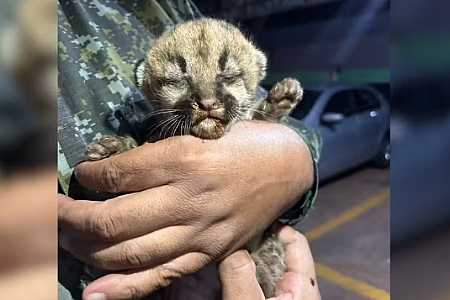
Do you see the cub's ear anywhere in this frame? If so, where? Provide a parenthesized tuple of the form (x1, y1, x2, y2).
(134, 59, 146, 89)
(254, 48, 267, 81)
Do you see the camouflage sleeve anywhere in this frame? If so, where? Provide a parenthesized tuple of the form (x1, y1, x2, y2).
(57, 1, 203, 298)
(57, 0, 202, 194)
(278, 116, 322, 225)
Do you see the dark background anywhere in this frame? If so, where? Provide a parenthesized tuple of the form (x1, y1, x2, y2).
(198, 1, 450, 299)
(196, 0, 389, 90)
(197, 0, 450, 257)
(197, 1, 392, 299)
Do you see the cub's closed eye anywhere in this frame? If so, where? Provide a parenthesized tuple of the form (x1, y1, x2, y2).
(162, 78, 185, 87)
(221, 73, 242, 84)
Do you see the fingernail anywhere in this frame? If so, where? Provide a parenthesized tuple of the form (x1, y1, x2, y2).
(228, 250, 253, 269)
(86, 293, 107, 300)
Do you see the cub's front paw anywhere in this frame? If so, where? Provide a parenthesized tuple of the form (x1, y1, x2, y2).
(85, 135, 136, 161)
(265, 78, 303, 120)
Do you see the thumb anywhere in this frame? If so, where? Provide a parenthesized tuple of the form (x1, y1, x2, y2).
(219, 250, 265, 300)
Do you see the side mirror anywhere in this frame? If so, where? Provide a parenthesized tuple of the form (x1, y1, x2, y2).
(321, 112, 344, 124)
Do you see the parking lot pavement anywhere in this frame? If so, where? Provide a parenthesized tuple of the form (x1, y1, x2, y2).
(295, 167, 390, 300)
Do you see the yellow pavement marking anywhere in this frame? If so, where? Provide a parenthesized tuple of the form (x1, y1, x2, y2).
(307, 189, 390, 298)
(306, 189, 390, 241)
(316, 263, 390, 300)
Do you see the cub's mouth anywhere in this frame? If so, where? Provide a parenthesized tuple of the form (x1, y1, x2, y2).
(190, 109, 227, 139)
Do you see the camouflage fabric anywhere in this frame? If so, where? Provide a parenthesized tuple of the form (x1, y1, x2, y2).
(279, 116, 321, 225)
(58, 0, 202, 192)
(57, 0, 321, 299)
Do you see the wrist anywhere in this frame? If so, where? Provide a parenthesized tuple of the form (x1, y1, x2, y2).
(277, 120, 319, 225)
(284, 126, 315, 208)
(250, 121, 315, 222)
(233, 121, 314, 209)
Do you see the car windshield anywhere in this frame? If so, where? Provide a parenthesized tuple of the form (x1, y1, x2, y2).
(290, 89, 321, 120)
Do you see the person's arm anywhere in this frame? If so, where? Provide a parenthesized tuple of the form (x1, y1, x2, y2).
(58, 121, 314, 300)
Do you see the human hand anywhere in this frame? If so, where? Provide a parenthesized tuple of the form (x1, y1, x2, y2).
(59, 121, 314, 300)
(219, 226, 321, 300)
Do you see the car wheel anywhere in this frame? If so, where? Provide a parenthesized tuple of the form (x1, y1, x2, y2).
(373, 136, 390, 168)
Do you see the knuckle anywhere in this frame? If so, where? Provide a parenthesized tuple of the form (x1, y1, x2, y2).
(196, 224, 236, 258)
(100, 161, 123, 193)
(227, 251, 255, 272)
(156, 264, 183, 287)
(123, 284, 142, 300)
(292, 230, 308, 246)
(119, 242, 146, 268)
(74, 162, 89, 182)
(91, 210, 119, 241)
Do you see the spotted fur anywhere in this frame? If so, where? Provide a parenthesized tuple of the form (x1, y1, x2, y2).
(141, 18, 267, 139)
(85, 18, 304, 297)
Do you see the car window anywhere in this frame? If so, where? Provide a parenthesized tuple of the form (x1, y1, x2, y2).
(290, 90, 321, 120)
(323, 91, 355, 116)
(353, 90, 381, 113)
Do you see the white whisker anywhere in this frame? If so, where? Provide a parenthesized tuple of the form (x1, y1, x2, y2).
(164, 115, 182, 139)
(149, 115, 178, 137)
(146, 109, 181, 118)
(171, 117, 182, 137)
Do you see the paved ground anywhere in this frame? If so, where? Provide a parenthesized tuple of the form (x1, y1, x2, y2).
(295, 166, 390, 300)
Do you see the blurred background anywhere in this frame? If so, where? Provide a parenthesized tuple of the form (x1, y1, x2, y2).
(390, 1, 450, 299)
(196, 0, 391, 299)
(2, 0, 450, 299)
(0, 0, 56, 299)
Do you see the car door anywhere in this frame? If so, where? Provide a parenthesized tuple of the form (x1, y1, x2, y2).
(318, 90, 364, 180)
(352, 89, 385, 158)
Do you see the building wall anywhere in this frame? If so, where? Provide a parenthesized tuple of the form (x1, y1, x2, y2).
(196, 0, 390, 85)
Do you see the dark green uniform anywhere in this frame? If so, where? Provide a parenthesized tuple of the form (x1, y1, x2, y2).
(57, 1, 321, 299)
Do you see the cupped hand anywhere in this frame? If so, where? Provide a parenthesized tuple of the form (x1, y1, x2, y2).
(219, 226, 321, 300)
(58, 121, 314, 300)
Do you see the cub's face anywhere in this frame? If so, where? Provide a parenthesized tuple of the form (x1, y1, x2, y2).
(140, 19, 267, 139)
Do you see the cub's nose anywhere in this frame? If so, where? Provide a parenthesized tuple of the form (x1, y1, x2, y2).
(197, 98, 219, 111)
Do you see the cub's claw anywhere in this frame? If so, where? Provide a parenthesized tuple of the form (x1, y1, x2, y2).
(267, 78, 303, 116)
(269, 77, 303, 103)
(85, 135, 137, 161)
(257, 78, 303, 121)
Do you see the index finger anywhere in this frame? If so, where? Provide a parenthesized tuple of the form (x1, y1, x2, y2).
(75, 135, 202, 193)
(58, 185, 189, 247)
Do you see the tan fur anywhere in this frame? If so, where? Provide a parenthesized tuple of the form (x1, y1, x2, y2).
(145, 18, 265, 93)
(142, 19, 288, 297)
(251, 233, 286, 297)
(142, 19, 266, 139)
(85, 18, 304, 298)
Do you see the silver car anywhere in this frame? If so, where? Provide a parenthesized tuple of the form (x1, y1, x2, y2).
(289, 83, 390, 181)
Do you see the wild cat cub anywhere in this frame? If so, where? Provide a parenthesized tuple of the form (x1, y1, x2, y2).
(86, 18, 303, 297)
